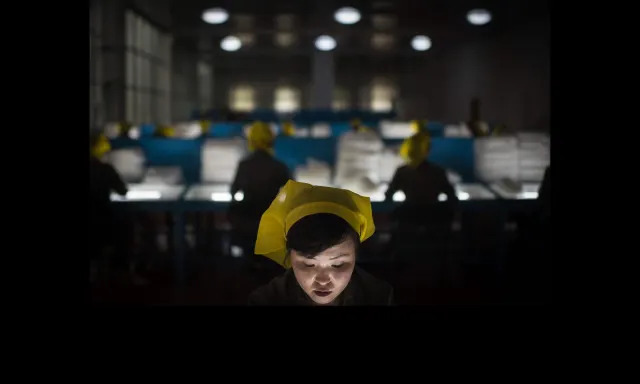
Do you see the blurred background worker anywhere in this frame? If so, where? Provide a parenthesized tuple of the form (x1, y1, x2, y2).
(350, 118, 369, 133)
(410, 119, 428, 134)
(385, 130, 457, 205)
(384, 130, 459, 267)
(229, 121, 291, 267)
(89, 132, 133, 282)
(281, 120, 296, 136)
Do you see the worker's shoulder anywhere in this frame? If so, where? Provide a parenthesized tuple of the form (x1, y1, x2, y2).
(422, 161, 448, 175)
(352, 267, 393, 305)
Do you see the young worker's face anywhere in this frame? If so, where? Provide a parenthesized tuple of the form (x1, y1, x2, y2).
(290, 237, 357, 305)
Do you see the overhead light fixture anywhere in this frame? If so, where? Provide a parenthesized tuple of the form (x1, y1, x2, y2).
(202, 8, 229, 24)
(467, 9, 492, 25)
(411, 35, 432, 51)
(220, 36, 242, 51)
(334, 7, 361, 25)
(315, 35, 337, 51)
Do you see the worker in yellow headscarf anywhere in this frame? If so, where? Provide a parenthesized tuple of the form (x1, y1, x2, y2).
(229, 121, 290, 265)
(90, 133, 112, 159)
(248, 180, 393, 305)
(247, 121, 275, 152)
(90, 132, 127, 209)
(350, 118, 369, 133)
(409, 119, 428, 134)
(199, 120, 212, 136)
(89, 131, 130, 282)
(386, 131, 457, 204)
(154, 124, 175, 138)
(281, 120, 296, 136)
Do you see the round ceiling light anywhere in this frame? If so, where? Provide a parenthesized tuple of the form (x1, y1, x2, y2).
(220, 36, 242, 51)
(467, 9, 492, 25)
(315, 35, 337, 51)
(411, 35, 432, 51)
(334, 7, 361, 25)
(202, 8, 229, 24)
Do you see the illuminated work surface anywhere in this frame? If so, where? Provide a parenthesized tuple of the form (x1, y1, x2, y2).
(454, 183, 496, 201)
(488, 182, 540, 200)
(110, 184, 186, 202)
(384, 182, 496, 202)
(184, 184, 241, 202)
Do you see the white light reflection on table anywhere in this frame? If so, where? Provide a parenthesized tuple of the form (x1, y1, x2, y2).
(110, 184, 185, 201)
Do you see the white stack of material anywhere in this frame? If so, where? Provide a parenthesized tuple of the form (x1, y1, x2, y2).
(474, 136, 519, 182)
(200, 138, 246, 183)
(174, 122, 202, 138)
(334, 131, 384, 187)
(105, 148, 146, 183)
(517, 132, 550, 182)
(294, 159, 333, 187)
(311, 123, 331, 138)
(143, 166, 184, 185)
(104, 122, 121, 139)
(444, 123, 473, 138)
(293, 127, 310, 137)
(378, 147, 405, 182)
(380, 121, 413, 139)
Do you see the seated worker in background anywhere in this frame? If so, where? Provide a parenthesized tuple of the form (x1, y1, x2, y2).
(199, 120, 211, 137)
(248, 180, 393, 305)
(154, 124, 175, 138)
(89, 133, 140, 283)
(350, 118, 369, 133)
(384, 131, 458, 263)
(410, 119, 428, 134)
(229, 121, 291, 263)
(385, 131, 457, 205)
(281, 120, 296, 136)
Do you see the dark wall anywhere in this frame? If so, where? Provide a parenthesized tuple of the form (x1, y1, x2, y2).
(397, 16, 550, 131)
(175, 15, 549, 131)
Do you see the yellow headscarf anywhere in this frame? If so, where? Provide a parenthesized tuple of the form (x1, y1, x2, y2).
(248, 121, 275, 152)
(156, 125, 176, 138)
(199, 120, 211, 135)
(350, 118, 369, 133)
(255, 180, 376, 268)
(410, 119, 428, 133)
(91, 133, 111, 158)
(399, 131, 431, 167)
(281, 121, 296, 136)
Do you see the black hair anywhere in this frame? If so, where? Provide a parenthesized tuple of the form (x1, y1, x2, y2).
(286, 213, 359, 258)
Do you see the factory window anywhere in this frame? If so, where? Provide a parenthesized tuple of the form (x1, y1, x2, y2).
(125, 10, 171, 124)
(332, 87, 350, 110)
(370, 78, 396, 112)
(274, 86, 300, 113)
(230, 85, 256, 112)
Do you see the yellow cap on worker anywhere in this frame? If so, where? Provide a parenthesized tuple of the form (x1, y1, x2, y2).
(91, 133, 111, 158)
(254, 180, 375, 268)
(248, 121, 274, 151)
(399, 131, 431, 167)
